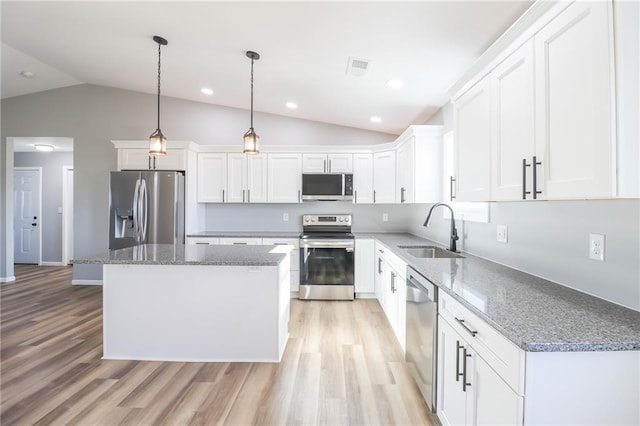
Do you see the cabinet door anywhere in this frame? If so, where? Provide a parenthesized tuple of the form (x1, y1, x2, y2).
(534, 0, 613, 199)
(118, 149, 151, 170)
(267, 153, 302, 203)
(437, 318, 469, 426)
(374, 247, 387, 309)
(227, 154, 247, 203)
(454, 77, 492, 201)
(373, 150, 396, 203)
(302, 154, 327, 173)
(247, 154, 268, 203)
(354, 239, 375, 293)
(327, 153, 353, 173)
(353, 153, 374, 204)
(396, 138, 415, 203)
(491, 40, 535, 201)
(197, 153, 227, 203)
(155, 149, 186, 171)
(471, 354, 523, 426)
(187, 237, 219, 245)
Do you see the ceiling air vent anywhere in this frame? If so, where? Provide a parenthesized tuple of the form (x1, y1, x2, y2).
(346, 56, 371, 77)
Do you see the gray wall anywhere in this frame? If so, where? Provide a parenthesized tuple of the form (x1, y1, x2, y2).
(0, 84, 395, 280)
(14, 152, 73, 263)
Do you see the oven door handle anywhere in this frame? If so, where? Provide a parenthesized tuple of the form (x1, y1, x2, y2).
(300, 240, 355, 249)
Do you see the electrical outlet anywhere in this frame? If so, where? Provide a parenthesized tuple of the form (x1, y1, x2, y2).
(382, 213, 389, 222)
(589, 233, 605, 261)
(497, 225, 508, 243)
(283, 213, 289, 222)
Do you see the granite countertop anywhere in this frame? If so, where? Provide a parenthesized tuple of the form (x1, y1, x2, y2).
(356, 232, 640, 352)
(72, 243, 289, 266)
(188, 231, 301, 239)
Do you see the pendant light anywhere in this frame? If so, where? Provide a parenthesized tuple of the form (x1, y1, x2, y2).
(149, 35, 168, 156)
(243, 51, 260, 154)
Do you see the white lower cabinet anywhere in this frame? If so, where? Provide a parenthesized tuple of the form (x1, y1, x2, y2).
(262, 238, 300, 293)
(218, 238, 262, 245)
(374, 241, 407, 352)
(186, 237, 219, 245)
(354, 239, 375, 294)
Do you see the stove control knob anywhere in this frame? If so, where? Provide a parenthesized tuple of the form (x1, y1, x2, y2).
(304, 217, 310, 222)
(311, 217, 316, 222)
(346, 217, 351, 223)
(339, 217, 344, 222)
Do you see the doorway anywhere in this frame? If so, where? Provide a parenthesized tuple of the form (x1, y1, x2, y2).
(13, 167, 42, 264)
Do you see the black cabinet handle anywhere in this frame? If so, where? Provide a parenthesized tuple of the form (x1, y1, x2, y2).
(455, 317, 478, 337)
(462, 347, 472, 392)
(373, 190, 377, 203)
(400, 187, 406, 203)
(390, 271, 396, 293)
(456, 340, 463, 382)
(222, 189, 225, 203)
(522, 158, 531, 200)
(450, 176, 456, 201)
(532, 156, 542, 199)
(378, 257, 382, 274)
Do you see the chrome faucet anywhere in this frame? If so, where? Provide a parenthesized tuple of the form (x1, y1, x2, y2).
(423, 202, 459, 252)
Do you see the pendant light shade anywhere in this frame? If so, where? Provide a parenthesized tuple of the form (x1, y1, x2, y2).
(149, 36, 168, 156)
(243, 51, 260, 154)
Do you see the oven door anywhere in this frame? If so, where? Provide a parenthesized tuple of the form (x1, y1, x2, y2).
(299, 239, 355, 295)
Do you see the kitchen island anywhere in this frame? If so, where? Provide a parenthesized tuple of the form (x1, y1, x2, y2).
(74, 243, 291, 363)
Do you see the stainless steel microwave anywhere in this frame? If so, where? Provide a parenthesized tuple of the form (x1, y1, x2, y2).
(302, 173, 353, 201)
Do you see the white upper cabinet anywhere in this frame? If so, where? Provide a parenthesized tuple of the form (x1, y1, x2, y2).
(353, 153, 374, 204)
(491, 39, 535, 201)
(227, 153, 268, 203)
(268, 153, 302, 203)
(395, 126, 443, 203)
(373, 150, 396, 203)
(118, 148, 186, 171)
(534, 0, 613, 199)
(454, 77, 492, 201)
(197, 153, 227, 203)
(302, 153, 353, 173)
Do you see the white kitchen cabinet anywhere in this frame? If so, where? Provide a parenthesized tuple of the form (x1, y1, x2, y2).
(437, 318, 471, 426)
(227, 153, 268, 203)
(534, 0, 614, 199)
(218, 237, 262, 245)
(302, 153, 353, 173)
(186, 237, 219, 245)
(372, 150, 396, 203)
(267, 153, 302, 203)
(354, 239, 375, 295)
(490, 40, 535, 201)
(118, 148, 186, 171)
(395, 126, 443, 203)
(375, 242, 407, 352)
(262, 238, 300, 293)
(352, 153, 374, 204)
(197, 153, 227, 203)
(453, 77, 492, 202)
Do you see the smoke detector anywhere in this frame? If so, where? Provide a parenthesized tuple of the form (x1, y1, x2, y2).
(346, 56, 371, 77)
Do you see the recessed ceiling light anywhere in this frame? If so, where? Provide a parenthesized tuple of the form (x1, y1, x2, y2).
(386, 79, 404, 89)
(370, 116, 382, 123)
(20, 70, 35, 79)
(34, 144, 54, 152)
(285, 102, 298, 109)
(201, 88, 214, 95)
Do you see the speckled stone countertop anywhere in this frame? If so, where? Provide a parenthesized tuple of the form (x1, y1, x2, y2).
(356, 232, 640, 352)
(188, 231, 301, 238)
(73, 243, 288, 266)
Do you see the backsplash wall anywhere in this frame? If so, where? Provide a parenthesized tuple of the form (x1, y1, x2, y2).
(409, 200, 640, 311)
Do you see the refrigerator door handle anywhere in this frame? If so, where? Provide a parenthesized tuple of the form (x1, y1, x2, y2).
(132, 179, 141, 242)
(140, 179, 148, 242)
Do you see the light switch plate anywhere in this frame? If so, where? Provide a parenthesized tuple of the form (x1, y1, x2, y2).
(283, 213, 289, 222)
(589, 233, 605, 261)
(382, 213, 389, 222)
(497, 225, 508, 243)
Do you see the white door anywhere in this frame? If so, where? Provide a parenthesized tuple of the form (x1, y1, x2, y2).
(267, 153, 302, 203)
(437, 318, 468, 426)
(534, 0, 613, 199)
(62, 167, 74, 265)
(327, 153, 353, 173)
(246, 154, 268, 203)
(197, 153, 227, 202)
(302, 153, 327, 173)
(353, 153, 374, 204)
(396, 138, 415, 203)
(227, 153, 247, 203)
(472, 353, 523, 426)
(14, 168, 42, 264)
(373, 150, 396, 203)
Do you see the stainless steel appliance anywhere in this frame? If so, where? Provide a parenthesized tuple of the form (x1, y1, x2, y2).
(406, 266, 438, 412)
(301, 173, 353, 201)
(109, 170, 185, 250)
(299, 214, 354, 300)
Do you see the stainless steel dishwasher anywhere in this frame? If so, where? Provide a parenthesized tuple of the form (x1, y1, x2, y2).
(405, 266, 438, 412)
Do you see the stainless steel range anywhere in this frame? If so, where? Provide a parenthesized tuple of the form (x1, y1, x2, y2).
(299, 214, 355, 300)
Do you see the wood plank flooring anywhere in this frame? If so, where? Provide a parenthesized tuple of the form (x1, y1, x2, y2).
(1, 265, 436, 425)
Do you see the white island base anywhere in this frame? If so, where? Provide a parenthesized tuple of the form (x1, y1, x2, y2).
(103, 263, 290, 362)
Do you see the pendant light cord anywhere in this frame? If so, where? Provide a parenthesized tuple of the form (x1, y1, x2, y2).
(157, 42, 162, 130)
(250, 56, 254, 130)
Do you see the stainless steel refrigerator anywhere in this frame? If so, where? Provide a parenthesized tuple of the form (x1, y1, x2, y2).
(109, 170, 185, 250)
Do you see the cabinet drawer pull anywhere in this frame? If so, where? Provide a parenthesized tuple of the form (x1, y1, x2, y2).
(450, 176, 456, 201)
(233, 242, 247, 245)
(373, 190, 376, 203)
(377, 258, 383, 274)
(222, 189, 225, 203)
(522, 158, 531, 200)
(455, 317, 478, 337)
(532, 155, 542, 199)
(462, 347, 472, 392)
(400, 187, 406, 203)
(455, 340, 463, 382)
(273, 243, 288, 245)
(247, 189, 251, 203)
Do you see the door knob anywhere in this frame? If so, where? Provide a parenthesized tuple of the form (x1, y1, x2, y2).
(32, 223, 37, 226)
(33, 216, 37, 220)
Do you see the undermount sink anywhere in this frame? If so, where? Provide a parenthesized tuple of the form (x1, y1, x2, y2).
(399, 245, 464, 259)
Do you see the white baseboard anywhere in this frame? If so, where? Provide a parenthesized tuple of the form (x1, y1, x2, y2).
(356, 292, 377, 299)
(72, 279, 103, 286)
(40, 261, 67, 266)
(0, 276, 16, 283)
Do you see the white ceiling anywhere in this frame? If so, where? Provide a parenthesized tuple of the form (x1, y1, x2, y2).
(1, 1, 532, 135)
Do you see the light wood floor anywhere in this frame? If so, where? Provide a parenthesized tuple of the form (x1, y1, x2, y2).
(1, 265, 436, 425)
